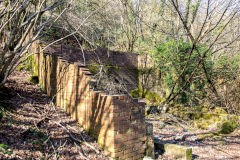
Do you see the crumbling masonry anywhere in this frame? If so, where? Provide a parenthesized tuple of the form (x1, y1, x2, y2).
(30, 41, 147, 160)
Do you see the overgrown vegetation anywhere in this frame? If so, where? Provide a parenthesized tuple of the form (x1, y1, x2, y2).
(0, 144, 13, 156)
(17, 54, 38, 75)
(1, 0, 240, 140)
(1, 0, 239, 115)
(0, 0, 64, 87)
(29, 76, 39, 84)
(152, 40, 211, 105)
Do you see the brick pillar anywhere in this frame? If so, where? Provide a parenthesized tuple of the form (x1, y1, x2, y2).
(62, 61, 70, 111)
(88, 94, 146, 160)
(46, 54, 58, 98)
(110, 96, 146, 160)
(69, 63, 80, 120)
(38, 51, 44, 88)
(75, 65, 90, 127)
(56, 57, 63, 107)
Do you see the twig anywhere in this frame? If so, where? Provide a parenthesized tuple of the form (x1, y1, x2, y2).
(67, 125, 100, 154)
(52, 120, 100, 154)
(52, 121, 82, 142)
(74, 142, 89, 160)
(20, 116, 49, 136)
(49, 96, 100, 154)
(46, 133, 58, 160)
(16, 92, 42, 115)
(46, 138, 68, 160)
(51, 121, 91, 159)
(162, 113, 194, 130)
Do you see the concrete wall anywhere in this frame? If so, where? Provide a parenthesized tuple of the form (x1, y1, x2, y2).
(31, 42, 146, 160)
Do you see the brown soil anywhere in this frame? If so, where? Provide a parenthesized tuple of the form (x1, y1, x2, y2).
(2, 70, 239, 160)
(147, 115, 240, 160)
(0, 70, 109, 160)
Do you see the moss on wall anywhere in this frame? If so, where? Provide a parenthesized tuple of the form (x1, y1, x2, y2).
(130, 87, 165, 105)
(18, 54, 38, 77)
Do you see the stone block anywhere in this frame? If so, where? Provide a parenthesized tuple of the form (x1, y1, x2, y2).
(146, 123, 153, 136)
(155, 141, 192, 160)
(145, 123, 154, 159)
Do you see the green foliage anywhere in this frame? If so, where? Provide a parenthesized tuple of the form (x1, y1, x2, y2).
(203, 114, 212, 120)
(17, 65, 25, 71)
(130, 87, 142, 98)
(0, 144, 13, 156)
(134, 38, 155, 54)
(87, 64, 99, 74)
(29, 76, 39, 84)
(145, 91, 164, 104)
(130, 87, 164, 105)
(220, 121, 237, 134)
(193, 106, 204, 112)
(214, 54, 240, 80)
(216, 54, 240, 70)
(189, 112, 203, 120)
(24, 54, 34, 71)
(28, 128, 50, 148)
(88, 129, 97, 138)
(18, 54, 38, 76)
(214, 107, 227, 114)
(152, 39, 212, 105)
(201, 107, 209, 113)
(42, 28, 61, 42)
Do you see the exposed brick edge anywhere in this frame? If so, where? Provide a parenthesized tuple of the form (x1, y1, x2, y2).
(30, 41, 146, 160)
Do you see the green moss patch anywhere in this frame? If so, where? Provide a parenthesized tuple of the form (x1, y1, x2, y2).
(192, 113, 239, 132)
(87, 64, 99, 74)
(130, 87, 165, 106)
(87, 129, 97, 138)
(29, 76, 39, 84)
(17, 54, 38, 76)
(130, 88, 142, 98)
(196, 133, 221, 141)
(214, 107, 227, 114)
(203, 113, 214, 120)
(220, 121, 237, 134)
(17, 65, 25, 71)
(189, 113, 203, 120)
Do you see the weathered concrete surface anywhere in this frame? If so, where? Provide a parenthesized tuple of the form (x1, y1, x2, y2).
(164, 144, 192, 160)
(154, 140, 192, 160)
(145, 123, 155, 159)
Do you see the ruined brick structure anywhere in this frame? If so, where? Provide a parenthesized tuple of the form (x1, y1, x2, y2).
(31, 41, 147, 160)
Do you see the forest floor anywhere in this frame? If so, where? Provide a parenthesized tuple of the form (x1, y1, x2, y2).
(0, 70, 109, 160)
(1, 70, 240, 160)
(147, 114, 240, 160)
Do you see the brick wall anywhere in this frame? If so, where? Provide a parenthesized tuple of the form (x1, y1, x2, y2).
(31, 42, 146, 160)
